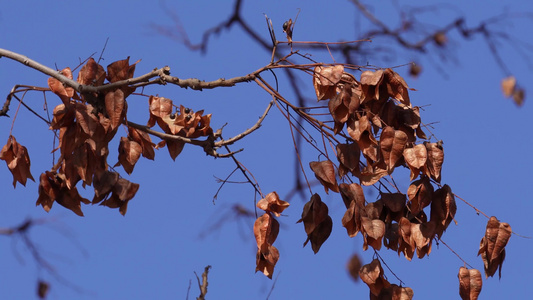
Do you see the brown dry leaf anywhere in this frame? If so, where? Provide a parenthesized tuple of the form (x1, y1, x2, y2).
(309, 160, 339, 194)
(512, 88, 525, 106)
(359, 258, 391, 297)
(298, 194, 328, 235)
(336, 143, 361, 178)
(346, 253, 362, 282)
(147, 96, 173, 129)
(384, 223, 400, 252)
(307, 216, 332, 254)
(77, 57, 106, 86)
(116, 137, 142, 175)
(75, 103, 99, 138)
(0, 135, 35, 187)
(359, 70, 384, 103)
(399, 106, 421, 130)
(342, 199, 363, 237)
(48, 67, 76, 105)
(501, 76, 516, 98)
(339, 182, 366, 209)
(36, 171, 89, 216)
(107, 57, 138, 83)
(357, 164, 388, 186)
(361, 216, 386, 250)
(430, 184, 457, 238)
(49, 104, 76, 130)
(398, 217, 415, 260)
(105, 89, 125, 130)
(410, 221, 435, 258)
(407, 176, 434, 216)
(403, 144, 427, 181)
(92, 171, 120, 204)
(254, 213, 280, 253)
(128, 126, 156, 160)
(478, 216, 511, 278)
(255, 245, 279, 279)
(378, 284, 414, 300)
(298, 194, 333, 253)
(347, 116, 378, 162)
(383, 68, 411, 107)
(313, 65, 344, 101)
(328, 83, 361, 133)
(256, 191, 290, 217)
(37, 281, 50, 299)
(100, 178, 139, 215)
(381, 193, 406, 214)
(166, 140, 185, 161)
(424, 141, 444, 183)
(458, 267, 482, 300)
(380, 126, 408, 172)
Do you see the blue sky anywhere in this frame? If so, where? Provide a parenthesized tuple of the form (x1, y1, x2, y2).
(1, 1, 532, 299)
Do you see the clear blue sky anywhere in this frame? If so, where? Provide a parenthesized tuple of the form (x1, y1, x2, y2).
(1, 1, 532, 299)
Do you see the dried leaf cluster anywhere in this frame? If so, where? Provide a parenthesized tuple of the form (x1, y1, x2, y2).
(3, 57, 212, 216)
(308, 65, 512, 298)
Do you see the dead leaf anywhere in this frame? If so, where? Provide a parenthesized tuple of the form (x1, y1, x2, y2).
(128, 126, 155, 160)
(361, 216, 386, 250)
(336, 143, 361, 178)
(105, 89, 126, 130)
(359, 70, 384, 103)
(256, 191, 290, 217)
(458, 267, 482, 300)
(357, 164, 388, 186)
(254, 212, 281, 279)
(346, 253, 362, 282)
(359, 258, 391, 296)
(107, 57, 138, 82)
(100, 178, 139, 215)
(254, 213, 280, 253)
(501, 76, 516, 98)
(0, 135, 35, 187)
(92, 171, 120, 204)
(313, 65, 344, 101)
(424, 141, 444, 183)
(77, 57, 106, 86)
(403, 144, 427, 181)
(309, 160, 339, 193)
(255, 245, 279, 279)
(339, 182, 366, 209)
(37, 281, 50, 299)
(116, 137, 142, 174)
(380, 126, 408, 172)
(430, 184, 457, 238)
(383, 68, 411, 107)
(478, 216, 511, 278)
(166, 140, 185, 161)
(347, 116, 378, 162)
(49, 104, 76, 130)
(298, 194, 332, 253)
(36, 171, 89, 216)
(48, 67, 76, 105)
(378, 284, 414, 300)
(410, 221, 435, 258)
(407, 176, 434, 216)
(512, 88, 525, 106)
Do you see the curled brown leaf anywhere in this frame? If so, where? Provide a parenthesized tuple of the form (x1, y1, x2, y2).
(458, 267, 482, 300)
(256, 191, 290, 217)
